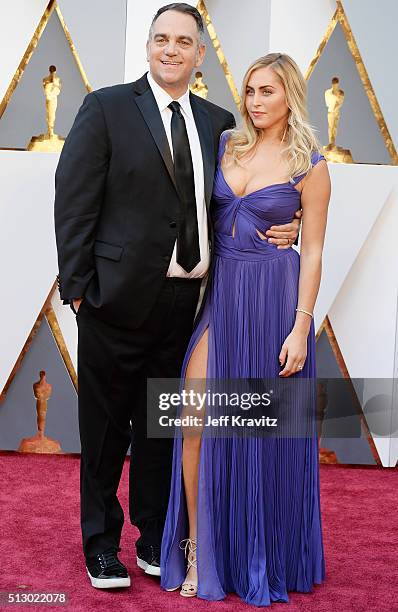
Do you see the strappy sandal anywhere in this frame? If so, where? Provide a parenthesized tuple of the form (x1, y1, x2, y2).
(179, 538, 197, 598)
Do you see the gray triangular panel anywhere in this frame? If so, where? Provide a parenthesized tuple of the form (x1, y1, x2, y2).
(316, 329, 376, 464)
(0, 11, 87, 149)
(57, 0, 127, 89)
(190, 25, 239, 123)
(0, 317, 79, 453)
(307, 23, 390, 164)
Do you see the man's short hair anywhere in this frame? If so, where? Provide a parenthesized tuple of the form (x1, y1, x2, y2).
(149, 3, 205, 43)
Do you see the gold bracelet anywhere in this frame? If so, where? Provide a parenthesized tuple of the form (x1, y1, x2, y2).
(296, 308, 313, 318)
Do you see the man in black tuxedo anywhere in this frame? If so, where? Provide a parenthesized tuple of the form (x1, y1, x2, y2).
(54, 2, 299, 590)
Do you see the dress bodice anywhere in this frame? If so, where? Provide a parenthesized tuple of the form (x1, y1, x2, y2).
(211, 132, 325, 260)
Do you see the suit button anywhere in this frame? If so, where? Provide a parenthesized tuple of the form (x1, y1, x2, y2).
(169, 221, 176, 228)
(163, 255, 170, 262)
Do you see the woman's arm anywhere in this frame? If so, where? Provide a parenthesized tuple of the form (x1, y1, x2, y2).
(279, 159, 331, 376)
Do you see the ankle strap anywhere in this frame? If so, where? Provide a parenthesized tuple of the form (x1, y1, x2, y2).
(179, 538, 197, 568)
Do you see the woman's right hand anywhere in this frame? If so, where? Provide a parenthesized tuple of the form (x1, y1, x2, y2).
(278, 328, 308, 377)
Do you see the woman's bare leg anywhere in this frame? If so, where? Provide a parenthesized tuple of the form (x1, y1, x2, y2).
(181, 328, 209, 586)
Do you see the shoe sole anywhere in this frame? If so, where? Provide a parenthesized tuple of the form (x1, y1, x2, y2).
(180, 590, 197, 598)
(136, 556, 161, 577)
(164, 584, 197, 596)
(86, 567, 131, 589)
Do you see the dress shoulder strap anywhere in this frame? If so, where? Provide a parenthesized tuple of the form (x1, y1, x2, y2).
(311, 150, 326, 166)
(218, 130, 232, 163)
(292, 150, 326, 185)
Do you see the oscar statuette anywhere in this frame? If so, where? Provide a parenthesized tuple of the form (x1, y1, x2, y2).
(322, 76, 353, 163)
(27, 65, 65, 152)
(190, 71, 209, 99)
(18, 371, 62, 453)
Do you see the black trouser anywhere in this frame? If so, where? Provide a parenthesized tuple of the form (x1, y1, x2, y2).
(76, 277, 202, 558)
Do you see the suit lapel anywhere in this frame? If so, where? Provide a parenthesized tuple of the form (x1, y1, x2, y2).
(190, 93, 215, 210)
(133, 74, 177, 191)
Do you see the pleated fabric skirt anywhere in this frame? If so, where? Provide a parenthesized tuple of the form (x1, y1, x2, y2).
(160, 247, 326, 606)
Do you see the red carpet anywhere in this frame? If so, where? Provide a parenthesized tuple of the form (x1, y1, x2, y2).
(0, 453, 397, 612)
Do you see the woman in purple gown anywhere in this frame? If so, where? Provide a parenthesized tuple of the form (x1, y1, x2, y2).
(161, 53, 331, 606)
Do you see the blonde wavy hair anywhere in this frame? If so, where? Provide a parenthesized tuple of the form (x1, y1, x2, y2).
(225, 53, 321, 182)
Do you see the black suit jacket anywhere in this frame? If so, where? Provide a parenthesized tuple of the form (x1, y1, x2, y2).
(54, 73, 235, 329)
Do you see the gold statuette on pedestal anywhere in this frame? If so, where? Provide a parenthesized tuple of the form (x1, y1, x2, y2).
(27, 65, 65, 152)
(190, 71, 209, 99)
(322, 76, 353, 163)
(18, 371, 62, 453)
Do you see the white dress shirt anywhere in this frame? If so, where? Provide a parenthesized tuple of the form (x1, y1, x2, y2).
(147, 72, 210, 279)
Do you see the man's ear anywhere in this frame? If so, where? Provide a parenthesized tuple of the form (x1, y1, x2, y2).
(146, 40, 150, 62)
(195, 43, 206, 68)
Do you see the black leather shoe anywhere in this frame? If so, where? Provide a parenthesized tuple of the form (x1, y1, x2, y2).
(86, 547, 131, 589)
(136, 544, 161, 577)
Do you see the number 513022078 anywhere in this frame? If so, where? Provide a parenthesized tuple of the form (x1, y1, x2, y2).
(0, 592, 68, 605)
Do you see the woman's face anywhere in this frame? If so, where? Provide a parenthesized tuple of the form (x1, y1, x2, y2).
(245, 66, 289, 132)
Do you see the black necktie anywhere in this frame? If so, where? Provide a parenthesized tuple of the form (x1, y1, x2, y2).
(168, 101, 200, 273)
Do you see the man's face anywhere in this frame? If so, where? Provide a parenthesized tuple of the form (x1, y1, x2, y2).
(147, 10, 205, 93)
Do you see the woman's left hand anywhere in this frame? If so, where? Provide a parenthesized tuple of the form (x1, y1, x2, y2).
(278, 330, 308, 377)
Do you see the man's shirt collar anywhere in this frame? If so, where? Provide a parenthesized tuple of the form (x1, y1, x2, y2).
(147, 71, 193, 119)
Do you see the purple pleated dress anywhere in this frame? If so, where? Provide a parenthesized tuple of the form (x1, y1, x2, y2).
(160, 132, 326, 606)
